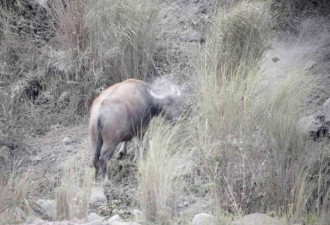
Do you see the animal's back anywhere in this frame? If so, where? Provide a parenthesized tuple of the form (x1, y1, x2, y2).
(89, 79, 150, 146)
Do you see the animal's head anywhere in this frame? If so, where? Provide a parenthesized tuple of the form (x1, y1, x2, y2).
(148, 86, 182, 122)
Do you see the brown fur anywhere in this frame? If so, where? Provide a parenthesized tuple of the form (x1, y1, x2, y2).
(89, 79, 160, 180)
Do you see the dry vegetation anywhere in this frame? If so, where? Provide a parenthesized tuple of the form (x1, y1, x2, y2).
(0, 0, 329, 224)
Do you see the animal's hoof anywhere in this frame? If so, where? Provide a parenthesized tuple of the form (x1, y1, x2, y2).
(117, 152, 125, 160)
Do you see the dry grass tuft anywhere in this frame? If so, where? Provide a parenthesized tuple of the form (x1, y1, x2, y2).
(138, 118, 192, 224)
(195, 1, 329, 223)
(55, 163, 93, 220)
(0, 159, 32, 224)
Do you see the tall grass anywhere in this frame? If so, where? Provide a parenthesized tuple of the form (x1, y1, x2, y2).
(138, 118, 192, 224)
(0, 159, 32, 224)
(55, 163, 93, 220)
(49, 0, 159, 86)
(195, 1, 329, 223)
(0, 0, 160, 135)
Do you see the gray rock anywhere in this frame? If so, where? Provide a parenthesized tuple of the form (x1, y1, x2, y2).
(298, 115, 329, 139)
(178, 200, 189, 208)
(192, 213, 217, 225)
(87, 220, 103, 225)
(132, 209, 142, 216)
(32, 218, 45, 224)
(63, 136, 72, 145)
(89, 186, 107, 208)
(36, 91, 54, 104)
(298, 115, 322, 134)
(323, 97, 330, 122)
(50, 124, 63, 132)
(184, 31, 203, 42)
(118, 209, 125, 215)
(111, 222, 141, 225)
(233, 213, 285, 225)
(88, 212, 103, 222)
(58, 91, 71, 104)
(34, 199, 56, 221)
(33, 155, 42, 162)
(108, 214, 124, 223)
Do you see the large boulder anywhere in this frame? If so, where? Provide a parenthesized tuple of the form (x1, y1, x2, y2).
(233, 213, 285, 225)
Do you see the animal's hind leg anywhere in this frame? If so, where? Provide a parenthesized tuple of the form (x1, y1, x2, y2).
(134, 138, 144, 161)
(117, 142, 127, 160)
(99, 143, 117, 182)
(93, 156, 100, 181)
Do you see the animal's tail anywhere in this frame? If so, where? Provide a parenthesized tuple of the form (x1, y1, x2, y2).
(89, 115, 103, 172)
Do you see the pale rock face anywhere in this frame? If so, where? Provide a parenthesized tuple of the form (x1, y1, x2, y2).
(233, 213, 285, 225)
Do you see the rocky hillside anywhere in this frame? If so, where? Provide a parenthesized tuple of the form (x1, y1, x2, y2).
(0, 0, 329, 225)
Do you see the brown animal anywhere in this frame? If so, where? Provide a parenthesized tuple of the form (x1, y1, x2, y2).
(89, 79, 181, 181)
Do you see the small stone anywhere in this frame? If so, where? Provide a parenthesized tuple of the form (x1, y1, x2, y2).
(100, 208, 111, 216)
(32, 218, 45, 224)
(87, 212, 103, 222)
(184, 31, 203, 42)
(34, 199, 56, 221)
(63, 136, 72, 145)
(178, 200, 189, 208)
(33, 155, 42, 162)
(111, 199, 121, 205)
(132, 209, 142, 216)
(233, 213, 284, 225)
(36, 91, 53, 104)
(89, 186, 107, 208)
(108, 214, 124, 223)
(50, 124, 62, 132)
(118, 209, 125, 215)
(111, 223, 141, 225)
(58, 91, 71, 103)
(192, 213, 217, 225)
